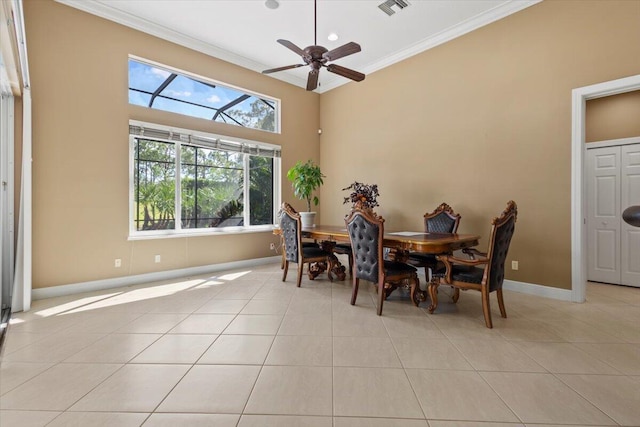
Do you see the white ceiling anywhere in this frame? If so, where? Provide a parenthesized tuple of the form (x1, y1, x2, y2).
(56, 0, 540, 93)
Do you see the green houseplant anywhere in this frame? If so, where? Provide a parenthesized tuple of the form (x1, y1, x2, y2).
(287, 160, 324, 227)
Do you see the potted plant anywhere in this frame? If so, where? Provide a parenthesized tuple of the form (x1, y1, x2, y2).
(343, 181, 380, 210)
(287, 160, 325, 227)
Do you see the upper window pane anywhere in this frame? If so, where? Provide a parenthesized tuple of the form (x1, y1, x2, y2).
(128, 58, 279, 133)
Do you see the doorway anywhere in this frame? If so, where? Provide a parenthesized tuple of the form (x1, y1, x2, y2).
(586, 140, 640, 287)
(572, 74, 640, 302)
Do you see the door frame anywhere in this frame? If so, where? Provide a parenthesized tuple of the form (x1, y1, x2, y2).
(571, 74, 640, 302)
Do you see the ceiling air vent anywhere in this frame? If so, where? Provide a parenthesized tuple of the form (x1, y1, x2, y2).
(378, 0, 410, 16)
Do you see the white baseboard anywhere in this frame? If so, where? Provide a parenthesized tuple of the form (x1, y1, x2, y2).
(31, 256, 281, 301)
(30, 260, 574, 304)
(503, 279, 573, 302)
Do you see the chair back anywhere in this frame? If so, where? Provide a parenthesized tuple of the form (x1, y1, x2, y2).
(280, 203, 302, 263)
(345, 208, 385, 283)
(485, 201, 518, 292)
(424, 203, 461, 233)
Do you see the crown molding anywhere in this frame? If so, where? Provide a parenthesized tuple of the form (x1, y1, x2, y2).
(318, 0, 542, 93)
(56, 0, 541, 94)
(55, 0, 308, 89)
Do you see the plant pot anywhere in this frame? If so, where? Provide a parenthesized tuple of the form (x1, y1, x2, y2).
(300, 212, 316, 228)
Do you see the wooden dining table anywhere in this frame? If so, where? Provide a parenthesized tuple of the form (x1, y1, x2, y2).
(274, 224, 481, 304)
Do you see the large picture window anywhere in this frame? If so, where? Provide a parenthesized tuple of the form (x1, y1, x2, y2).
(130, 122, 280, 237)
(128, 57, 280, 133)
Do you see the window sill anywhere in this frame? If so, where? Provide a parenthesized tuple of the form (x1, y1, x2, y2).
(128, 225, 277, 241)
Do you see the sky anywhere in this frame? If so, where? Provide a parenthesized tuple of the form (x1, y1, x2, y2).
(128, 59, 273, 126)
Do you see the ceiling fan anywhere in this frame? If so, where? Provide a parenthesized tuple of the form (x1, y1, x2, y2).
(262, 0, 365, 91)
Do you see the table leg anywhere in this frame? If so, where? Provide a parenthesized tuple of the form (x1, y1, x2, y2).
(319, 241, 346, 281)
(308, 262, 327, 280)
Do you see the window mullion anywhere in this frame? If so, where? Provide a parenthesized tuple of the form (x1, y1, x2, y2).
(175, 141, 182, 231)
(243, 154, 250, 226)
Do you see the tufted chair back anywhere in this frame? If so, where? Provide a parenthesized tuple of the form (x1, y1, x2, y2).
(485, 201, 518, 292)
(280, 203, 301, 263)
(345, 208, 384, 284)
(424, 203, 461, 234)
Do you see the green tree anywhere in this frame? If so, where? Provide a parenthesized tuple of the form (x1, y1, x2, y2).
(229, 98, 275, 131)
(249, 156, 273, 225)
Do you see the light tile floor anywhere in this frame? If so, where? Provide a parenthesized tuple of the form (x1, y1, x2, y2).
(1, 263, 639, 426)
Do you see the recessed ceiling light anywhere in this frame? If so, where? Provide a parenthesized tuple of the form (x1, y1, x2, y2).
(327, 33, 339, 41)
(265, 0, 279, 10)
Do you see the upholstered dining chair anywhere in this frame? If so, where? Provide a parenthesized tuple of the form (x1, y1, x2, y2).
(427, 200, 518, 328)
(408, 202, 461, 280)
(280, 203, 335, 287)
(345, 207, 420, 315)
(277, 204, 319, 269)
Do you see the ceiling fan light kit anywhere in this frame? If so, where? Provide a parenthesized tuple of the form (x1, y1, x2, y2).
(262, 0, 365, 91)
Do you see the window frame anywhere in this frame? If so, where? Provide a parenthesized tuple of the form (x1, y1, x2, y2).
(129, 120, 281, 240)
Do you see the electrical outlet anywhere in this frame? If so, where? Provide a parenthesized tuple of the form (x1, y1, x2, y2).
(155, 255, 161, 263)
(511, 260, 519, 270)
(269, 243, 275, 250)
(114, 258, 122, 268)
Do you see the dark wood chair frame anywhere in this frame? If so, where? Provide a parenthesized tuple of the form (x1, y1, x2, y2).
(281, 203, 334, 287)
(278, 204, 319, 270)
(345, 207, 420, 316)
(428, 201, 518, 328)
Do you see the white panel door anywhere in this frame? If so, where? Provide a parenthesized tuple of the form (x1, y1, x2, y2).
(621, 144, 640, 287)
(587, 146, 621, 284)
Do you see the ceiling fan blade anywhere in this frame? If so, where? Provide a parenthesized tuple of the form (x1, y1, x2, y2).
(277, 39, 311, 60)
(323, 42, 361, 62)
(326, 64, 365, 82)
(306, 69, 319, 91)
(262, 64, 305, 74)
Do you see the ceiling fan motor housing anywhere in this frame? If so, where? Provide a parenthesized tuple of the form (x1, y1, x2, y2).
(261, 0, 365, 90)
(303, 45, 329, 69)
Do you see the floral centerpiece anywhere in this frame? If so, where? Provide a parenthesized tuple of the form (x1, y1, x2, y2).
(342, 181, 380, 210)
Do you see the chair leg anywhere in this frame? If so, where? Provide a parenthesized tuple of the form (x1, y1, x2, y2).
(282, 260, 289, 281)
(481, 287, 493, 328)
(296, 263, 304, 287)
(497, 289, 507, 318)
(427, 279, 439, 314)
(351, 278, 359, 305)
(376, 279, 385, 316)
(410, 275, 420, 307)
(348, 253, 353, 278)
(281, 250, 285, 269)
(452, 288, 460, 303)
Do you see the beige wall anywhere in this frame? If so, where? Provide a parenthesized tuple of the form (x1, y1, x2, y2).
(320, 0, 640, 289)
(586, 90, 640, 142)
(24, 0, 320, 288)
(24, 0, 640, 291)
